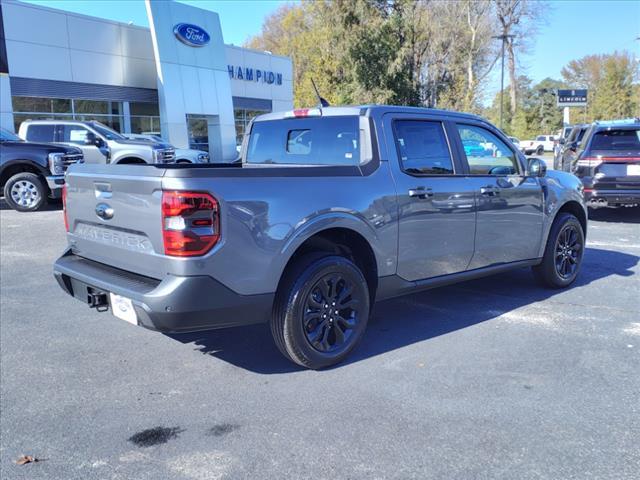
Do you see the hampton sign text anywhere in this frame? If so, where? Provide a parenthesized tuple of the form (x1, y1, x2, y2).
(228, 65, 283, 86)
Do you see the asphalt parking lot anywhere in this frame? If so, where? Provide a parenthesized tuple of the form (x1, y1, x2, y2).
(1, 202, 639, 480)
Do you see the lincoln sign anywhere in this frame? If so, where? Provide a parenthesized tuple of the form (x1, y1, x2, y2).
(557, 89, 588, 107)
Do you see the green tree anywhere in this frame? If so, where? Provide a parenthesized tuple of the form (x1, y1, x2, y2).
(246, 0, 502, 110)
(561, 51, 639, 122)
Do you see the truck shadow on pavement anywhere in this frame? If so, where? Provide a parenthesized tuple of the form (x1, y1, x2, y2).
(0, 198, 63, 211)
(169, 246, 638, 374)
(588, 206, 640, 224)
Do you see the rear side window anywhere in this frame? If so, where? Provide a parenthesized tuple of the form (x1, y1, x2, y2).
(590, 129, 640, 151)
(25, 124, 55, 142)
(393, 120, 453, 175)
(246, 116, 360, 166)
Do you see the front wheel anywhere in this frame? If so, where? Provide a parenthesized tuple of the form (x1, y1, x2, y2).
(3, 172, 47, 212)
(532, 213, 585, 288)
(536, 146, 544, 155)
(271, 255, 370, 369)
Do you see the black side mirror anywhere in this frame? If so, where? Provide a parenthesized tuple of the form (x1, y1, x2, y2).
(569, 141, 578, 152)
(527, 157, 547, 177)
(559, 138, 565, 145)
(84, 132, 96, 145)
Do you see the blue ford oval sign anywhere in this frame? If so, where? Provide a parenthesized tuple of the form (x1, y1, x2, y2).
(173, 23, 210, 47)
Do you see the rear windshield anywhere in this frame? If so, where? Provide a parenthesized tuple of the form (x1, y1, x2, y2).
(246, 116, 360, 166)
(590, 129, 640, 151)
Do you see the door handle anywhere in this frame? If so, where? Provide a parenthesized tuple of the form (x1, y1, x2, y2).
(480, 186, 500, 196)
(408, 186, 434, 199)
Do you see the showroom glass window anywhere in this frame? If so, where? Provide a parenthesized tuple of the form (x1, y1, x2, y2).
(11, 96, 124, 132)
(186, 115, 209, 152)
(130, 102, 160, 134)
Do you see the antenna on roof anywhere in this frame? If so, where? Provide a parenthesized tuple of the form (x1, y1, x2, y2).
(310, 78, 330, 109)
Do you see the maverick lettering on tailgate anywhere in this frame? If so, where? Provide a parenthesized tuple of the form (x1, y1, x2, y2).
(74, 224, 153, 253)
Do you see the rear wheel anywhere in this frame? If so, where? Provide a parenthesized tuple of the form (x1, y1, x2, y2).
(536, 145, 544, 155)
(3, 172, 47, 212)
(532, 213, 584, 288)
(271, 254, 370, 369)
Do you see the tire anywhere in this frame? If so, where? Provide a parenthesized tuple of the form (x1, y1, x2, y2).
(536, 146, 544, 156)
(532, 213, 585, 288)
(3, 172, 47, 212)
(271, 254, 370, 369)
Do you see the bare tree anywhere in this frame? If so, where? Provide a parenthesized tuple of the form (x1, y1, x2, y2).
(494, 0, 541, 117)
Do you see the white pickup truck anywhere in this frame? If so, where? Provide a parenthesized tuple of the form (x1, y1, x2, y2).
(520, 135, 556, 155)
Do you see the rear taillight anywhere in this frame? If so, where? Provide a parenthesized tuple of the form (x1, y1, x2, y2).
(161, 191, 220, 257)
(576, 157, 603, 168)
(284, 108, 322, 118)
(62, 184, 69, 232)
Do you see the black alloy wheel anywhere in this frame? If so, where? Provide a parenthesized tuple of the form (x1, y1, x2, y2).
(554, 224, 582, 279)
(532, 212, 584, 288)
(271, 254, 370, 369)
(303, 272, 360, 353)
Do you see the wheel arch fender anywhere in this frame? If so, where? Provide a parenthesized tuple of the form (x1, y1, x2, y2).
(0, 160, 49, 188)
(114, 156, 147, 164)
(271, 211, 383, 299)
(538, 173, 588, 258)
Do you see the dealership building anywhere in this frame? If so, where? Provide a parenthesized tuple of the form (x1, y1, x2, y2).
(0, 0, 293, 161)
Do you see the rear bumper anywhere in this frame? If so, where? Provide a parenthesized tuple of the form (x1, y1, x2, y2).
(583, 189, 640, 207)
(53, 250, 273, 333)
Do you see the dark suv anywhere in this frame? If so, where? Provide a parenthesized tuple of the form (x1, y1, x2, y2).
(554, 123, 589, 171)
(0, 128, 83, 212)
(570, 119, 640, 208)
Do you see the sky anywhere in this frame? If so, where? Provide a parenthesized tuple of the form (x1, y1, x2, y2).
(23, 0, 640, 102)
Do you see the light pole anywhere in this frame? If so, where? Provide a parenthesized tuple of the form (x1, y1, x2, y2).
(493, 33, 515, 131)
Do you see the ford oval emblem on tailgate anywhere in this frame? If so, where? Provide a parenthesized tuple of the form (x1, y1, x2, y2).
(95, 203, 114, 220)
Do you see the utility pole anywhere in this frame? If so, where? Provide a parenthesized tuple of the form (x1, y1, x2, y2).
(492, 33, 515, 131)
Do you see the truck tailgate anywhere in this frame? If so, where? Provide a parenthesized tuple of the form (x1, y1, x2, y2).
(65, 164, 166, 279)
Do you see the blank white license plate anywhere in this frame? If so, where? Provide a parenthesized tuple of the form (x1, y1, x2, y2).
(627, 164, 640, 176)
(110, 293, 137, 325)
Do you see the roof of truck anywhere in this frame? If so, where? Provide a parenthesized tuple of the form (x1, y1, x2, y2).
(256, 105, 487, 123)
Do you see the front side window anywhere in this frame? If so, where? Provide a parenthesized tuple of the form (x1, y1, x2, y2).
(25, 124, 55, 143)
(246, 116, 360, 166)
(457, 124, 519, 175)
(393, 120, 453, 175)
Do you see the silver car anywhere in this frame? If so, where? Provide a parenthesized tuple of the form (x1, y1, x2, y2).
(124, 134, 209, 163)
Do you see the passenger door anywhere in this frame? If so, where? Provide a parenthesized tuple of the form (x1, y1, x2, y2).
(453, 123, 544, 269)
(384, 114, 477, 281)
(58, 125, 107, 164)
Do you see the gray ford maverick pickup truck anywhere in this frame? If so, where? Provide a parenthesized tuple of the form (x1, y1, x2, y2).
(54, 106, 587, 368)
